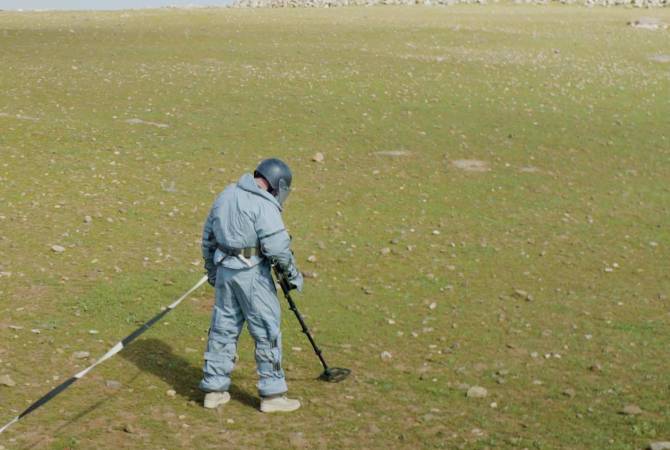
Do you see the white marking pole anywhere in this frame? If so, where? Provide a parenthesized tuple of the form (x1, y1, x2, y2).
(0, 275, 208, 435)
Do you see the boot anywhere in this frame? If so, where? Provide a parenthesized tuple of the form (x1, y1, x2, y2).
(260, 394, 301, 413)
(204, 391, 230, 409)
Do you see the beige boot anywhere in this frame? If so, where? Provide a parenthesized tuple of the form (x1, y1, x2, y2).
(260, 395, 301, 413)
(204, 391, 231, 409)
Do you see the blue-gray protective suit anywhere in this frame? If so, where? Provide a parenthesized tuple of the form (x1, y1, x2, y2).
(199, 173, 303, 397)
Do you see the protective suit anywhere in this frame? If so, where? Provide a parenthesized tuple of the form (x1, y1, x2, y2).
(199, 173, 303, 398)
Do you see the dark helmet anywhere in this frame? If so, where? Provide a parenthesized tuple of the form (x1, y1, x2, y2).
(254, 158, 292, 205)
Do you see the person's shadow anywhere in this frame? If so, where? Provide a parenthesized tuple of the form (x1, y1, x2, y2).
(121, 338, 258, 409)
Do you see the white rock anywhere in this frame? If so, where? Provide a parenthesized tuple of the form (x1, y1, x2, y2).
(311, 152, 325, 163)
(466, 386, 488, 398)
(0, 374, 16, 387)
(380, 351, 392, 361)
(429, 302, 437, 310)
(166, 389, 177, 397)
(51, 245, 66, 253)
(649, 442, 670, 450)
(621, 404, 643, 415)
(73, 351, 90, 359)
(84, 215, 93, 223)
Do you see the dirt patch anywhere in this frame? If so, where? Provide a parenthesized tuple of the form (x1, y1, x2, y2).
(649, 54, 670, 63)
(374, 150, 411, 157)
(451, 159, 490, 172)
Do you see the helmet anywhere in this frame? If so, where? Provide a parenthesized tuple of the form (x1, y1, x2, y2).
(254, 158, 292, 206)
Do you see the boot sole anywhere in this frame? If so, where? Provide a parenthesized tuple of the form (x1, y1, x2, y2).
(260, 403, 301, 413)
(204, 393, 231, 409)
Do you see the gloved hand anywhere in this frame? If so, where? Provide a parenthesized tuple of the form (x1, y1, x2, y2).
(288, 271, 304, 292)
(206, 270, 217, 287)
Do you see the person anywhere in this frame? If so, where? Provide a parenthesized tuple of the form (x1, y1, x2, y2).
(199, 158, 304, 413)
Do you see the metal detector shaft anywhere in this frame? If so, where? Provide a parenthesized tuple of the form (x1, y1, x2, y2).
(273, 267, 330, 372)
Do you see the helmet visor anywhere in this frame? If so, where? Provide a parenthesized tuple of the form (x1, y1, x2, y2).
(277, 178, 291, 205)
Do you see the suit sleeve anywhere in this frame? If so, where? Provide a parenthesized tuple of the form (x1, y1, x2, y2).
(255, 203, 301, 284)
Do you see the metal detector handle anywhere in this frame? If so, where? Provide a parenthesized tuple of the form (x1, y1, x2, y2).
(272, 265, 330, 372)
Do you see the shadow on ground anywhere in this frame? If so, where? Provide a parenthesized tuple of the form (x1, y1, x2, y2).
(120, 338, 258, 409)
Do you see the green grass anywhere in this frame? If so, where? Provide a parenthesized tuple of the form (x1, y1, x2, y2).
(0, 5, 669, 449)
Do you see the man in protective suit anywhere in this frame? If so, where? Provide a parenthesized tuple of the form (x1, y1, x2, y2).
(199, 158, 304, 413)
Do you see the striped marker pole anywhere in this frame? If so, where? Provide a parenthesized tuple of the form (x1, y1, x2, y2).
(0, 275, 208, 435)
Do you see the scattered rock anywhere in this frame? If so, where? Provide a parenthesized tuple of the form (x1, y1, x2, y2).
(380, 247, 391, 256)
(451, 159, 490, 172)
(166, 389, 177, 397)
(307, 255, 317, 263)
(620, 404, 643, 415)
(649, 442, 670, 450)
(289, 431, 309, 448)
(466, 386, 488, 398)
(380, 351, 393, 362)
(311, 152, 324, 163)
(513, 289, 534, 301)
(83, 215, 93, 224)
(0, 271, 11, 278)
(89, 329, 99, 335)
(0, 374, 16, 387)
(302, 271, 318, 279)
(51, 245, 66, 253)
(428, 302, 437, 310)
(123, 423, 136, 434)
(106, 380, 122, 389)
(8, 325, 23, 331)
(562, 388, 576, 398)
(73, 351, 90, 359)
(589, 363, 603, 372)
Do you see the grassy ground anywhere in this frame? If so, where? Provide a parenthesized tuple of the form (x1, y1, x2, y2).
(0, 5, 669, 449)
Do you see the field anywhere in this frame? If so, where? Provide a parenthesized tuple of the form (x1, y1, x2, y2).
(1, 5, 669, 449)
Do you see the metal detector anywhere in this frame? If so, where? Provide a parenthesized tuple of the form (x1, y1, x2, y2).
(273, 266, 351, 383)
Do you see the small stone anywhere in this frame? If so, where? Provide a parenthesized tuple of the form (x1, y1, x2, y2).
(8, 325, 23, 331)
(380, 247, 391, 256)
(621, 404, 643, 416)
(466, 386, 488, 398)
(73, 351, 90, 359)
(123, 423, 136, 434)
(562, 388, 576, 398)
(428, 302, 437, 310)
(166, 389, 176, 397)
(106, 380, 122, 389)
(380, 351, 393, 362)
(31, 329, 41, 334)
(302, 271, 318, 279)
(649, 442, 670, 450)
(226, 418, 234, 424)
(84, 215, 93, 223)
(89, 329, 99, 335)
(289, 431, 309, 448)
(311, 152, 325, 163)
(307, 255, 317, 263)
(0, 374, 16, 387)
(432, 230, 440, 235)
(291, 347, 302, 352)
(589, 363, 602, 372)
(51, 245, 66, 253)
(362, 287, 373, 295)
